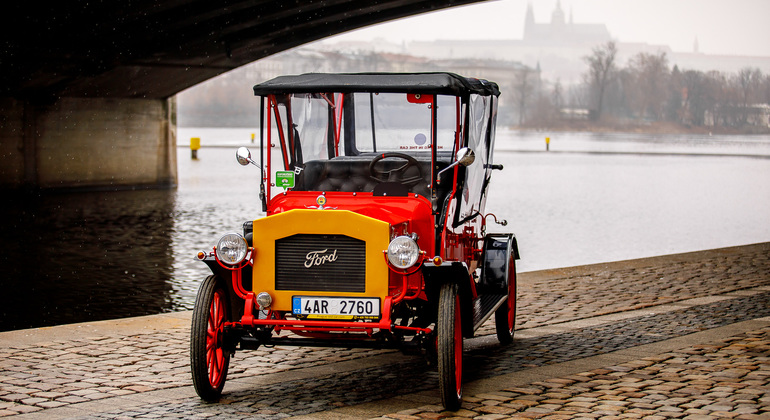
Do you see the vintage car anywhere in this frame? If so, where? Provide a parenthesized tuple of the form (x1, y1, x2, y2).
(190, 72, 519, 410)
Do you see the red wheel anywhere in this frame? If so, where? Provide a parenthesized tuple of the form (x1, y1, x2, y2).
(495, 252, 517, 344)
(191, 275, 231, 401)
(438, 282, 463, 410)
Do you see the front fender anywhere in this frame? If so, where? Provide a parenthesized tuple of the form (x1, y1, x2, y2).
(479, 233, 518, 295)
(421, 261, 474, 337)
(198, 254, 251, 319)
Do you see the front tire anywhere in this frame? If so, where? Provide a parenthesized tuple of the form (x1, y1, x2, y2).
(495, 252, 517, 345)
(437, 282, 463, 411)
(191, 274, 231, 401)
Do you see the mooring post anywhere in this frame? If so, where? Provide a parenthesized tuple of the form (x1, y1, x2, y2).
(190, 137, 201, 159)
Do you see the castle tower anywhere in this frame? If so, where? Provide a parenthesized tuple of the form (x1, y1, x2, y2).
(524, 3, 535, 39)
(551, 0, 565, 26)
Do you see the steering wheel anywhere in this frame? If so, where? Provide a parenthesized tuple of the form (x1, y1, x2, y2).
(369, 152, 425, 185)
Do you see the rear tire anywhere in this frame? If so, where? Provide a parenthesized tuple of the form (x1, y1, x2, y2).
(495, 252, 517, 345)
(437, 282, 463, 411)
(191, 274, 230, 401)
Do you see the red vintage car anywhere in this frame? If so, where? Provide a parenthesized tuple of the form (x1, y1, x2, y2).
(190, 72, 519, 410)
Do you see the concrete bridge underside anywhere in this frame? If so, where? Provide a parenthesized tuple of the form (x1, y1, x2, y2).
(1, 0, 485, 190)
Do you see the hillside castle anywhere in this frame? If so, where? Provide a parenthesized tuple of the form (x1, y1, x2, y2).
(523, 1, 610, 47)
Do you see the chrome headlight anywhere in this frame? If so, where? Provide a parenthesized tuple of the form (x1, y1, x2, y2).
(387, 235, 420, 269)
(216, 233, 249, 265)
(256, 292, 272, 309)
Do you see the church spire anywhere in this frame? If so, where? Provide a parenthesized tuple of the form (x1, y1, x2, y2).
(524, 3, 535, 40)
(525, 3, 535, 26)
(551, 0, 565, 25)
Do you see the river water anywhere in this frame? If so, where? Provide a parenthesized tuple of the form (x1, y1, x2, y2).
(1, 128, 769, 331)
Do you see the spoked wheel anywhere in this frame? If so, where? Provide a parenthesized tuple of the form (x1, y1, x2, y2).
(191, 274, 231, 401)
(437, 282, 463, 411)
(495, 252, 517, 345)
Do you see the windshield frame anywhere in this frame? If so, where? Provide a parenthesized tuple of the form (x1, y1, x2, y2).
(259, 91, 464, 205)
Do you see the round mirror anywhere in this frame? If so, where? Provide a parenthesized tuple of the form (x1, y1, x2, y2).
(236, 147, 252, 166)
(456, 147, 475, 166)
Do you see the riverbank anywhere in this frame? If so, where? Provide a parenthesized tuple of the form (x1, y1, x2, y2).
(516, 119, 770, 135)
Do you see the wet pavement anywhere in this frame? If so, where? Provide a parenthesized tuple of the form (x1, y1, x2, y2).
(0, 242, 768, 419)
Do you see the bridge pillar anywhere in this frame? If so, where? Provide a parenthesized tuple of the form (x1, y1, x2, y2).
(0, 96, 177, 190)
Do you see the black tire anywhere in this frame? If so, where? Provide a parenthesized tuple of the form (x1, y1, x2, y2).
(494, 252, 517, 345)
(437, 282, 463, 411)
(191, 274, 231, 401)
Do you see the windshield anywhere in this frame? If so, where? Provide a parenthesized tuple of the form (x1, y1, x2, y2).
(263, 92, 463, 198)
(352, 93, 459, 154)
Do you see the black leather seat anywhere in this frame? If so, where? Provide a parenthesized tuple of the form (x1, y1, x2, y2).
(296, 159, 379, 193)
(294, 156, 451, 199)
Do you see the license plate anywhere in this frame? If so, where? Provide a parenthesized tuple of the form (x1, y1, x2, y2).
(292, 296, 380, 320)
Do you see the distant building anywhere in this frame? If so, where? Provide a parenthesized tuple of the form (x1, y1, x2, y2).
(179, 1, 770, 127)
(178, 47, 529, 127)
(523, 1, 611, 47)
(706, 104, 770, 128)
(407, 2, 770, 82)
(407, 2, 619, 82)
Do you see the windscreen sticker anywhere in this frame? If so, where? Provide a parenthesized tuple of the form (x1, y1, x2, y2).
(399, 133, 435, 150)
(276, 171, 295, 189)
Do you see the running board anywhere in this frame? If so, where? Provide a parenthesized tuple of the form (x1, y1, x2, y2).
(237, 335, 420, 351)
(472, 293, 507, 332)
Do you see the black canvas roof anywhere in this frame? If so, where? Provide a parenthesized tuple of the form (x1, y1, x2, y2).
(253, 72, 500, 97)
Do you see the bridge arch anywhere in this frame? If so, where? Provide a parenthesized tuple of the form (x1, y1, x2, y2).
(1, 0, 485, 189)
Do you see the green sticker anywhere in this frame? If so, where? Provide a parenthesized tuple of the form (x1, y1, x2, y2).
(276, 171, 295, 189)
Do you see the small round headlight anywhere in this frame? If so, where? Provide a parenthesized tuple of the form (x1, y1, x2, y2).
(216, 233, 249, 265)
(256, 292, 272, 309)
(387, 235, 420, 269)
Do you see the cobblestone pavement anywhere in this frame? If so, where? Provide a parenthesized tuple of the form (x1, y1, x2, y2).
(503, 244, 770, 331)
(380, 325, 770, 420)
(0, 243, 768, 418)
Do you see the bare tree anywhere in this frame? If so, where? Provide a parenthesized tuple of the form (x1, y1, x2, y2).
(551, 79, 563, 117)
(708, 71, 732, 126)
(627, 51, 670, 120)
(583, 41, 617, 120)
(529, 80, 558, 127)
(513, 66, 535, 125)
(608, 68, 634, 118)
(681, 70, 707, 126)
(568, 83, 589, 110)
(763, 74, 770, 105)
(736, 67, 763, 108)
(664, 65, 682, 122)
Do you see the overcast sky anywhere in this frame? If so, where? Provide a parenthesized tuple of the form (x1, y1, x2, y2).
(327, 0, 770, 57)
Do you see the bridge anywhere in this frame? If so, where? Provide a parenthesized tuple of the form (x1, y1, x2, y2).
(1, 0, 485, 190)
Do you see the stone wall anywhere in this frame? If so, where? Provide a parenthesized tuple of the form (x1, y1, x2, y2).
(0, 96, 177, 190)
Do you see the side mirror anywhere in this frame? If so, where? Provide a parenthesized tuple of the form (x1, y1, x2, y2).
(236, 147, 252, 166)
(236, 147, 260, 168)
(436, 147, 475, 184)
(456, 147, 475, 167)
(237, 147, 267, 211)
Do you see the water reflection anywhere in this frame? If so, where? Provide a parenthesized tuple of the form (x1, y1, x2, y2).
(1, 129, 768, 332)
(0, 189, 176, 331)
